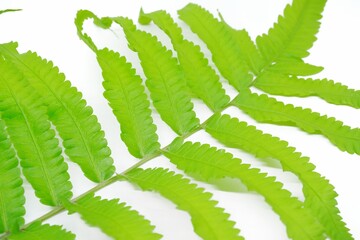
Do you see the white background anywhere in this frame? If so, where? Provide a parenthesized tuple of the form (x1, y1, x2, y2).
(1, 0, 360, 239)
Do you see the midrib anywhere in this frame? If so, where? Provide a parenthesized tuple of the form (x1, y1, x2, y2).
(100, 53, 147, 157)
(2, 77, 58, 205)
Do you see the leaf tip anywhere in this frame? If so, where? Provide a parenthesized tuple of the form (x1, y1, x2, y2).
(138, 7, 152, 25)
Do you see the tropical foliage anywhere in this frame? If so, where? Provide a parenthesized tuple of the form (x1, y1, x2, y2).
(0, 1, 358, 239)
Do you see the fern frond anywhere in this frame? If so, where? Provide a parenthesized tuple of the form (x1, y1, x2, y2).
(176, 1, 359, 113)
(0, 43, 115, 183)
(8, 222, 75, 240)
(178, 3, 253, 90)
(96, 48, 160, 158)
(139, 9, 230, 112)
(0, 119, 25, 234)
(255, 72, 360, 109)
(205, 113, 353, 239)
(0, 59, 72, 206)
(125, 168, 243, 240)
(179, 3, 324, 78)
(113, 17, 199, 135)
(165, 140, 324, 240)
(233, 90, 360, 155)
(65, 193, 161, 240)
(256, 0, 326, 66)
(219, 3, 360, 111)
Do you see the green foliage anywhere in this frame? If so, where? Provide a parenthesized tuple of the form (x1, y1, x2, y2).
(0, 44, 115, 183)
(178, 3, 253, 89)
(8, 222, 75, 240)
(125, 168, 243, 240)
(256, 0, 326, 67)
(220, 22, 264, 75)
(205, 113, 352, 239)
(0, 58, 72, 206)
(0, 0, 358, 239)
(0, 41, 116, 237)
(0, 119, 24, 233)
(65, 193, 162, 239)
(254, 73, 360, 108)
(138, 9, 230, 112)
(164, 140, 324, 239)
(179, 1, 360, 112)
(233, 90, 360, 155)
(96, 48, 160, 158)
(113, 17, 200, 136)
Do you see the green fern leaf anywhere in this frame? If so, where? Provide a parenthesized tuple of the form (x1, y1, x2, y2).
(218, 18, 264, 76)
(165, 140, 324, 240)
(221, 1, 360, 111)
(138, 9, 183, 44)
(96, 48, 160, 158)
(233, 90, 360, 155)
(178, 4, 265, 79)
(74, 10, 112, 52)
(125, 168, 243, 240)
(255, 72, 360, 108)
(205, 113, 353, 239)
(0, 119, 25, 234)
(0, 1, 356, 239)
(74, 12, 160, 158)
(179, 2, 340, 108)
(263, 59, 323, 76)
(0, 59, 72, 206)
(256, 0, 326, 65)
(65, 193, 161, 240)
(0, 43, 115, 183)
(8, 222, 75, 240)
(179, 3, 324, 78)
(138, 9, 230, 112)
(178, 3, 252, 90)
(113, 17, 200, 135)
